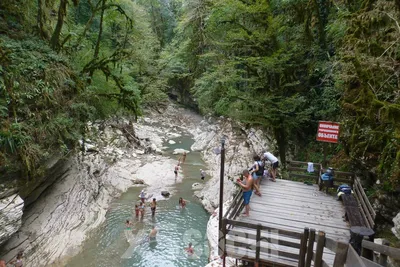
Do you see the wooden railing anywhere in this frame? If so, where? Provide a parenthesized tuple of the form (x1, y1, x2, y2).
(224, 188, 244, 220)
(220, 218, 331, 267)
(353, 177, 376, 229)
(220, 218, 400, 267)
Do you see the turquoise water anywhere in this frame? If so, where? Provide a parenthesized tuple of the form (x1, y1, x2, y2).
(66, 135, 210, 267)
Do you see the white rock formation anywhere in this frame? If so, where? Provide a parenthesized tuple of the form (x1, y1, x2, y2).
(0, 194, 24, 245)
(392, 212, 400, 239)
(168, 140, 176, 144)
(173, 148, 190, 155)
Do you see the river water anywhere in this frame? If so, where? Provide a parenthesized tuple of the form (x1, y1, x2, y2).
(66, 135, 210, 267)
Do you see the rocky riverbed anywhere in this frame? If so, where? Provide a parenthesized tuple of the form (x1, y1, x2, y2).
(0, 104, 273, 267)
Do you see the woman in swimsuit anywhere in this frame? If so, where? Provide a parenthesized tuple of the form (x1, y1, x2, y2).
(139, 202, 145, 216)
(150, 198, 157, 216)
(134, 204, 139, 217)
(178, 197, 187, 208)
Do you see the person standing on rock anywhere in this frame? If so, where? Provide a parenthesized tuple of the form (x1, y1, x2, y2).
(200, 169, 206, 180)
(263, 151, 279, 182)
(150, 198, 157, 216)
(237, 169, 254, 216)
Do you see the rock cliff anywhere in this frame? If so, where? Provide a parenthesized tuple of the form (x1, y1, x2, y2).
(0, 194, 24, 246)
(190, 117, 272, 267)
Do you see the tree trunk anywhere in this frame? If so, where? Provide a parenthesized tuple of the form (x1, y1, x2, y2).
(89, 0, 106, 78)
(50, 0, 68, 51)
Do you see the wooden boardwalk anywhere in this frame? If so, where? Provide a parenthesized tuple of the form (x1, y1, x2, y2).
(225, 178, 350, 266)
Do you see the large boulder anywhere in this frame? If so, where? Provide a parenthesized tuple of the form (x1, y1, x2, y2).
(0, 194, 24, 246)
(392, 212, 400, 239)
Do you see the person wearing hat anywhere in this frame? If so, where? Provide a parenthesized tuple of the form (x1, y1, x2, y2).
(200, 169, 206, 180)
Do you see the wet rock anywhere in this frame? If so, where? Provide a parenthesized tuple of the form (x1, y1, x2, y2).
(0, 194, 24, 246)
(168, 140, 176, 144)
(192, 183, 204, 190)
(173, 148, 190, 155)
(133, 179, 145, 185)
(393, 213, 400, 239)
(161, 191, 170, 197)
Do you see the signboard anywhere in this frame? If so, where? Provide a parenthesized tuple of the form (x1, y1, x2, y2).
(317, 121, 340, 143)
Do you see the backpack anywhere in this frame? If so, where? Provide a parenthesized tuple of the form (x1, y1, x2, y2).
(256, 161, 264, 176)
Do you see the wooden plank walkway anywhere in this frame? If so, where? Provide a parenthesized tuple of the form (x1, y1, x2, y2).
(227, 178, 350, 266)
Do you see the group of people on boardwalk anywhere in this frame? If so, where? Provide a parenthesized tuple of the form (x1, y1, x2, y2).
(237, 151, 279, 216)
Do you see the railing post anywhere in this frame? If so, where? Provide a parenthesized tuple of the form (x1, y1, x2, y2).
(219, 218, 227, 262)
(314, 231, 326, 267)
(333, 241, 348, 267)
(298, 227, 309, 267)
(361, 236, 374, 260)
(378, 239, 390, 266)
(305, 228, 316, 267)
(255, 224, 262, 267)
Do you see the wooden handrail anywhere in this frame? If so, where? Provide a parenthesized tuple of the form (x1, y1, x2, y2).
(362, 240, 400, 260)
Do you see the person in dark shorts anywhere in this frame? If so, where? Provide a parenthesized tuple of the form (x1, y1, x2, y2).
(263, 151, 279, 182)
(174, 164, 179, 178)
(150, 198, 157, 216)
(236, 169, 254, 216)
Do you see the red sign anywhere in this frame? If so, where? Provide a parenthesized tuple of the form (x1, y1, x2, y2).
(317, 121, 340, 143)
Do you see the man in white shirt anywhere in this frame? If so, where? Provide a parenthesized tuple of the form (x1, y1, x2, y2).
(263, 151, 279, 182)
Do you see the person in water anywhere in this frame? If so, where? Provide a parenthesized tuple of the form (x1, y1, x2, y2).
(125, 220, 133, 230)
(174, 164, 180, 179)
(134, 204, 140, 217)
(184, 242, 194, 255)
(150, 198, 157, 216)
(181, 152, 187, 163)
(148, 225, 157, 242)
(139, 202, 145, 216)
(140, 189, 146, 203)
(178, 197, 188, 208)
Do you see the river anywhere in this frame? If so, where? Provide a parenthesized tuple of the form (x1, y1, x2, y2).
(66, 135, 211, 267)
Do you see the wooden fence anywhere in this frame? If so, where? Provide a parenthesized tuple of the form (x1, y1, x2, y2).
(353, 177, 376, 229)
(220, 218, 400, 267)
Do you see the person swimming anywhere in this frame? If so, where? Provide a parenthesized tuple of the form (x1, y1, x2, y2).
(150, 198, 157, 216)
(184, 242, 194, 255)
(178, 197, 188, 208)
(148, 225, 157, 242)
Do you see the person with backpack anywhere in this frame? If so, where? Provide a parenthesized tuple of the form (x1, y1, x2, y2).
(250, 155, 264, 196)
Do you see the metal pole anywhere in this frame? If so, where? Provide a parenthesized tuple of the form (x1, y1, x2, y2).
(218, 137, 225, 256)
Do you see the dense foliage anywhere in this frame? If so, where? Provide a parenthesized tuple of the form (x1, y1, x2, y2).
(162, 0, 400, 191)
(0, 0, 167, 180)
(1, 0, 399, 192)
